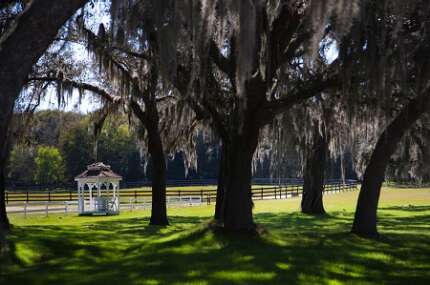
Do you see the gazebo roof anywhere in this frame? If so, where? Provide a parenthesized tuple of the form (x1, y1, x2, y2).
(75, 162, 122, 180)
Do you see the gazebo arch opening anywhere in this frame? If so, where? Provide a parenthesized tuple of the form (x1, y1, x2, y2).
(75, 162, 122, 216)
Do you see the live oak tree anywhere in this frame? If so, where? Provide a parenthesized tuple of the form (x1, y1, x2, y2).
(298, 92, 353, 215)
(300, 118, 328, 215)
(103, 0, 361, 232)
(0, 0, 88, 230)
(336, 0, 430, 237)
(170, 1, 353, 232)
(80, 23, 174, 225)
(38, 17, 200, 225)
(264, 92, 349, 215)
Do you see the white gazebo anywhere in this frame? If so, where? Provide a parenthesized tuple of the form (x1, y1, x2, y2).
(75, 162, 122, 215)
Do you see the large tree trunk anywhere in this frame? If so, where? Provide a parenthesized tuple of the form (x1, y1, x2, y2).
(218, 74, 266, 233)
(146, 117, 169, 226)
(130, 100, 169, 226)
(0, 92, 14, 231)
(0, 157, 10, 231)
(214, 143, 226, 221)
(352, 92, 430, 237)
(301, 124, 327, 215)
(222, 127, 260, 233)
(0, 0, 87, 231)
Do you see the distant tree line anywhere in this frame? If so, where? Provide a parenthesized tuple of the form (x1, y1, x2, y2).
(6, 110, 219, 184)
(6, 110, 359, 186)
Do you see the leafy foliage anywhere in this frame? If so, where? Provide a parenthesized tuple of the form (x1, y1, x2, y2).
(7, 144, 35, 183)
(33, 146, 65, 184)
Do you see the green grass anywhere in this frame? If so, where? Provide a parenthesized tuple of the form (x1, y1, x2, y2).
(1, 187, 430, 285)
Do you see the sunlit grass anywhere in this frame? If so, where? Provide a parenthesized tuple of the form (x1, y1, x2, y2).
(1, 187, 429, 285)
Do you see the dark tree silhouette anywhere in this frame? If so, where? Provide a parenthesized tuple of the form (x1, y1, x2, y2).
(301, 122, 327, 215)
(0, 0, 87, 231)
(338, 0, 430, 237)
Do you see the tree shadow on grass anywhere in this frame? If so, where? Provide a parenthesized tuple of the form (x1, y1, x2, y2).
(1, 211, 430, 285)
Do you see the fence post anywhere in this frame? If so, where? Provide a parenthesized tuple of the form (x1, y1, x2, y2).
(261, 188, 263, 200)
(69, 189, 72, 200)
(200, 190, 203, 203)
(5, 191, 8, 204)
(178, 190, 181, 199)
(48, 191, 51, 202)
(275, 188, 277, 199)
(26, 191, 29, 202)
(134, 190, 137, 201)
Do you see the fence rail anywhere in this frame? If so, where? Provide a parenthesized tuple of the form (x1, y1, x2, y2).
(5, 178, 355, 191)
(8, 196, 205, 216)
(5, 180, 358, 205)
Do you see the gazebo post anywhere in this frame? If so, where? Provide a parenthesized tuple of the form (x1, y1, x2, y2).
(114, 183, 119, 211)
(77, 182, 84, 213)
(118, 184, 121, 211)
(89, 186, 93, 210)
(77, 182, 80, 212)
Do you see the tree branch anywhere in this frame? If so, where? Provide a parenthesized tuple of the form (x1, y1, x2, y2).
(268, 5, 306, 79)
(110, 45, 150, 61)
(129, 99, 149, 126)
(209, 40, 234, 80)
(27, 76, 121, 103)
(261, 73, 340, 124)
(81, 26, 151, 105)
(0, 0, 87, 85)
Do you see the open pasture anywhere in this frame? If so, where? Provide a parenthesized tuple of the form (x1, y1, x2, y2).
(1, 187, 429, 285)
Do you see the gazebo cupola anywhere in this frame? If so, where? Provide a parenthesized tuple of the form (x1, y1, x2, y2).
(75, 162, 122, 215)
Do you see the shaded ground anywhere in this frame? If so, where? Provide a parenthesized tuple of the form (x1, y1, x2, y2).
(1, 188, 429, 285)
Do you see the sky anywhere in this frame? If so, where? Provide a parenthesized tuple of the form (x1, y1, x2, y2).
(38, 89, 101, 114)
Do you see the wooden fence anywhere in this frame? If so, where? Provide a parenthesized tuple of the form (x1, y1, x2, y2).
(5, 180, 358, 205)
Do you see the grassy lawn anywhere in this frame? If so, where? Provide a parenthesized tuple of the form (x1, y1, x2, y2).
(1, 187, 429, 285)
